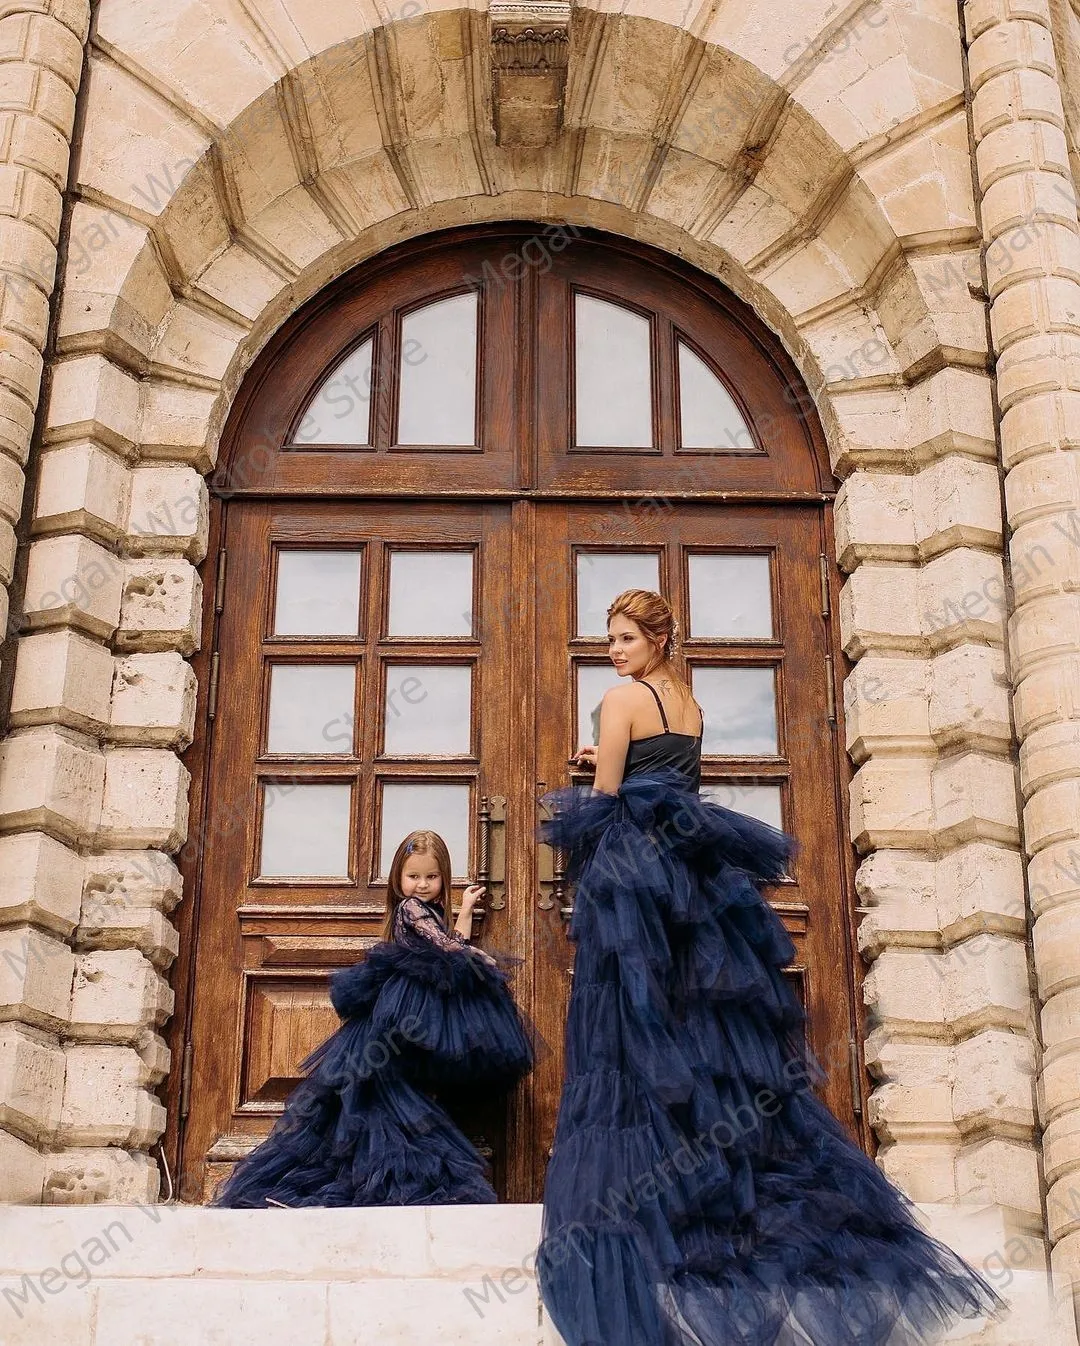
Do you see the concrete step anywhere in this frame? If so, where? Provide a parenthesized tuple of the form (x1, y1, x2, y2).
(0, 1202, 1070, 1345)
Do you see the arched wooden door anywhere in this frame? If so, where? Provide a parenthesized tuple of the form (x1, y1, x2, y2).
(165, 226, 865, 1203)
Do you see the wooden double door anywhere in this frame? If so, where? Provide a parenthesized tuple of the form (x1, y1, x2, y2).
(174, 495, 862, 1202)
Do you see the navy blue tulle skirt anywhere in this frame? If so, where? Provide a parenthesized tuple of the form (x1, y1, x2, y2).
(212, 941, 535, 1208)
(537, 772, 1007, 1346)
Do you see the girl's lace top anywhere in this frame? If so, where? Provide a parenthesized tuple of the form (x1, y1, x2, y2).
(392, 896, 469, 953)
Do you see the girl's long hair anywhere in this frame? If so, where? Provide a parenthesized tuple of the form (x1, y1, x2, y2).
(607, 587, 695, 703)
(382, 829, 454, 940)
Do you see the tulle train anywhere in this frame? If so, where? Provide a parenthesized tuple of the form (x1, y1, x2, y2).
(537, 771, 1007, 1346)
(213, 940, 534, 1208)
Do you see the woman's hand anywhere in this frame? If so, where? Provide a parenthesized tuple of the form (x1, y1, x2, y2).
(570, 745, 598, 768)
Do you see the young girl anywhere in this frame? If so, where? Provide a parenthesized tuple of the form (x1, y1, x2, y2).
(538, 589, 1005, 1346)
(213, 829, 534, 1208)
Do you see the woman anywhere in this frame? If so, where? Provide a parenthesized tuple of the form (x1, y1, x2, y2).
(537, 589, 1005, 1345)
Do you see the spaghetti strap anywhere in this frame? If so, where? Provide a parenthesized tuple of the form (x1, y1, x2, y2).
(640, 679, 670, 732)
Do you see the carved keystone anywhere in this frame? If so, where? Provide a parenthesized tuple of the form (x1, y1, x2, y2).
(490, 2, 570, 147)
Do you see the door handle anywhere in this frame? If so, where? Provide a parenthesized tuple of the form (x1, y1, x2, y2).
(537, 797, 570, 915)
(476, 794, 506, 911)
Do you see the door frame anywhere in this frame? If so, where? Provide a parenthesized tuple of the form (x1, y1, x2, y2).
(160, 224, 866, 1198)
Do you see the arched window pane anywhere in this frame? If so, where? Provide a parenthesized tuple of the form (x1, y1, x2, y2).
(290, 339, 373, 446)
(574, 295, 653, 448)
(397, 294, 478, 446)
(678, 341, 754, 451)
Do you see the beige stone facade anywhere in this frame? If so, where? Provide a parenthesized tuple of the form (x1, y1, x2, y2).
(0, 0, 1077, 1337)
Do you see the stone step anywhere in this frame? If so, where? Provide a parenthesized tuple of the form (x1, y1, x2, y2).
(0, 1202, 1070, 1345)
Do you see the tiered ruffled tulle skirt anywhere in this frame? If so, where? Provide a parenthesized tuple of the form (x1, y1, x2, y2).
(212, 941, 534, 1208)
(537, 772, 1007, 1346)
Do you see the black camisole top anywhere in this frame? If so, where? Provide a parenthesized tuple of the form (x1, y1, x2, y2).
(622, 681, 704, 791)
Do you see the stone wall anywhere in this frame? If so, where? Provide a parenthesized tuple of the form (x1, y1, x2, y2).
(0, 0, 1068, 1322)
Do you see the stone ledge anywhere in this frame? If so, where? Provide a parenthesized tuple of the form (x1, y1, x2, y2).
(0, 1202, 1065, 1344)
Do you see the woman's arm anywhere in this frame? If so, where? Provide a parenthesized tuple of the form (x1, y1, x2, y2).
(592, 686, 634, 794)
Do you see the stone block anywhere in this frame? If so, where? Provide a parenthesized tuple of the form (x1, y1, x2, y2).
(138, 380, 220, 471)
(863, 947, 946, 1031)
(109, 652, 197, 749)
(937, 842, 1027, 937)
(967, 19, 1058, 95)
(153, 301, 247, 384)
(1024, 774, 1080, 854)
(943, 933, 1033, 1034)
(1022, 721, 1080, 795)
(1001, 389, 1080, 467)
(0, 1022, 64, 1142)
(835, 473, 915, 568)
(931, 752, 1020, 846)
(42, 1146, 158, 1205)
(0, 451, 25, 525)
(0, 832, 82, 937)
(9, 628, 113, 734)
(126, 464, 208, 561)
(97, 1280, 328, 1346)
(78, 851, 180, 970)
(98, 748, 189, 851)
(1005, 451, 1080, 532)
(928, 645, 1012, 751)
(68, 949, 173, 1043)
(913, 457, 1004, 556)
(876, 1141, 959, 1203)
(57, 202, 166, 354)
(840, 565, 921, 659)
(0, 925, 73, 1032)
(953, 1029, 1037, 1134)
(920, 549, 1008, 650)
(1013, 654, 1080, 741)
(44, 352, 138, 455)
(843, 655, 930, 764)
(1033, 902, 1080, 1000)
(194, 1206, 432, 1278)
(58, 1044, 164, 1147)
(849, 756, 935, 851)
(0, 1274, 92, 1344)
(330, 1276, 539, 1346)
(957, 1136, 1044, 1217)
(998, 331, 1080, 414)
(0, 1126, 44, 1202)
(0, 726, 104, 843)
(1009, 592, 1080, 684)
(33, 440, 130, 543)
(116, 558, 202, 654)
(22, 533, 123, 638)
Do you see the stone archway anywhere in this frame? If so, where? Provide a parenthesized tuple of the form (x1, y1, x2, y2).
(0, 2, 1035, 1254)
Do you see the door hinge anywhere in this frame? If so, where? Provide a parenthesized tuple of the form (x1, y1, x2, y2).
(824, 655, 837, 724)
(180, 1040, 194, 1121)
(849, 1038, 863, 1117)
(207, 651, 221, 721)
(819, 553, 831, 618)
(214, 548, 227, 615)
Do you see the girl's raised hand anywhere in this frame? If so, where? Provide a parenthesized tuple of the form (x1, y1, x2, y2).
(460, 883, 486, 910)
(570, 745, 598, 768)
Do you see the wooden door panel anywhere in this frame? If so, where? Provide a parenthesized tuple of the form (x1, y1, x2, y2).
(529, 502, 860, 1166)
(180, 501, 517, 1199)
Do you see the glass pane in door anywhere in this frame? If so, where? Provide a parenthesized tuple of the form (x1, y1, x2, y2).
(290, 338, 373, 446)
(677, 340, 754, 451)
(688, 554, 773, 639)
(693, 666, 778, 755)
(577, 664, 623, 747)
(383, 664, 472, 755)
(387, 550, 474, 637)
(397, 294, 478, 445)
(701, 781, 784, 829)
(379, 782, 470, 877)
(576, 552, 660, 636)
(259, 782, 352, 877)
(574, 294, 653, 448)
(266, 664, 357, 754)
(273, 551, 362, 637)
